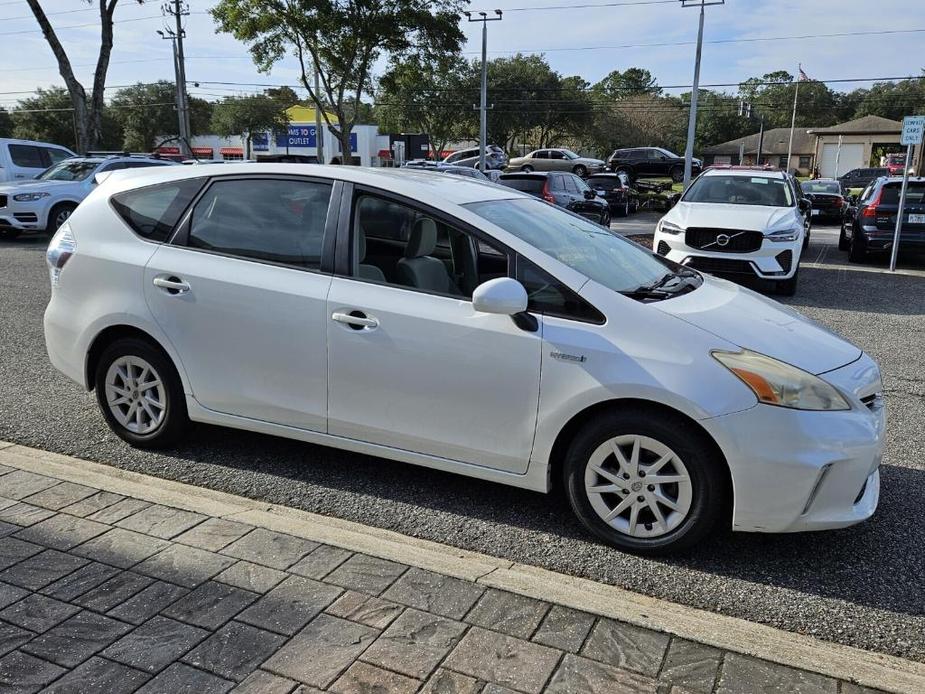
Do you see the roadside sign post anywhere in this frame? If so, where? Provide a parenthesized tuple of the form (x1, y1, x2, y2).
(890, 116, 925, 271)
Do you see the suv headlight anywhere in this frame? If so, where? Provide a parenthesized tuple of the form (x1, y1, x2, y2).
(713, 350, 850, 411)
(13, 192, 50, 202)
(765, 226, 801, 242)
(658, 220, 684, 235)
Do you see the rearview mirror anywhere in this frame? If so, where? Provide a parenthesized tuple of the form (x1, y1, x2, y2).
(472, 277, 528, 316)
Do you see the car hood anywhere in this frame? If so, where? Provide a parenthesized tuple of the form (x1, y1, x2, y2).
(0, 179, 76, 193)
(577, 158, 605, 166)
(653, 275, 861, 375)
(667, 201, 795, 231)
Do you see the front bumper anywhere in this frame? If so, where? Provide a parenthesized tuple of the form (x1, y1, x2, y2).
(701, 353, 884, 533)
(654, 231, 800, 279)
(0, 199, 49, 232)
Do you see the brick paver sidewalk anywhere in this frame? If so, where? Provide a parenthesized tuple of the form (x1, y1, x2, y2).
(0, 458, 887, 693)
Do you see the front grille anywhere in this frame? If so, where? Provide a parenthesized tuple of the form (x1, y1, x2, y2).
(683, 256, 756, 275)
(685, 228, 763, 253)
(657, 241, 670, 256)
(775, 250, 793, 273)
(0, 195, 7, 208)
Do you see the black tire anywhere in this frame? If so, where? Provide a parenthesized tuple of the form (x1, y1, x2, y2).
(521, 164, 534, 173)
(838, 226, 850, 251)
(0, 228, 22, 240)
(670, 166, 684, 183)
(563, 410, 727, 554)
(47, 203, 77, 233)
(600, 210, 611, 227)
(616, 201, 629, 218)
(94, 337, 190, 448)
(775, 266, 799, 296)
(573, 164, 588, 177)
(849, 234, 867, 263)
(615, 166, 633, 182)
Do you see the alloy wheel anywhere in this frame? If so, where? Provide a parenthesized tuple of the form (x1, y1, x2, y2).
(584, 434, 693, 539)
(104, 356, 166, 435)
(54, 207, 74, 230)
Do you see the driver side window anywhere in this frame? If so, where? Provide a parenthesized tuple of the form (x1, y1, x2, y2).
(350, 194, 510, 299)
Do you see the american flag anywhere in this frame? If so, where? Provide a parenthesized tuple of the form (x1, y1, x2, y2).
(799, 67, 811, 81)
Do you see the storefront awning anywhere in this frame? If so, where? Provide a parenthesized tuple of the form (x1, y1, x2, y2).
(191, 147, 213, 157)
(220, 147, 243, 155)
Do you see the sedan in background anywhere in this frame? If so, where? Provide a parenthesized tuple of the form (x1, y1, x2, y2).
(498, 171, 610, 225)
(838, 167, 889, 193)
(801, 179, 847, 224)
(608, 147, 701, 183)
(840, 176, 925, 262)
(442, 145, 508, 171)
(587, 172, 637, 217)
(507, 149, 605, 177)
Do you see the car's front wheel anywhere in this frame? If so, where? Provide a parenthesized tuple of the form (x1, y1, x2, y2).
(47, 203, 77, 233)
(838, 225, 850, 251)
(573, 164, 587, 177)
(564, 410, 726, 554)
(600, 209, 611, 227)
(775, 266, 799, 296)
(94, 337, 190, 448)
(670, 166, 684, 183)
(521, 165, 534, 173)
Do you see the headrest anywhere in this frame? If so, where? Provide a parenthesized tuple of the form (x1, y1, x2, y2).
(405, 218, 437, 258)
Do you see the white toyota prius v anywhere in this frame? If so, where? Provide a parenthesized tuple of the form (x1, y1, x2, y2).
(43, 165, 885, 553)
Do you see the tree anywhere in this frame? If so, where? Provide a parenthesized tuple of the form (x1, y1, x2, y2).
(11, 87, 78, 150)
(210, 93, 291, 158)
(684, 89, 752, 150)
(592, 68, 661, 99)
(212, 0, 465, 164)
(24, 0, 139, 153)
(738, 71, 840, 129)
(852, 76, 925, 122)
(0, 108, 11, 138)
(378, 55, 470, 160)
(109, 81, 213, 151)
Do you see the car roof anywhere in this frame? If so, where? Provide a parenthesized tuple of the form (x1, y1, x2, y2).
(100, 163, 525, 206)
(0, 138, 75, 150)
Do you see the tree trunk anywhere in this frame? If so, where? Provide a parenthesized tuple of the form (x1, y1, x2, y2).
(339, 130, 355, 165)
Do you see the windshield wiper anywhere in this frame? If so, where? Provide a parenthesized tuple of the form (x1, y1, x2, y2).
(621, 271, 700, 300)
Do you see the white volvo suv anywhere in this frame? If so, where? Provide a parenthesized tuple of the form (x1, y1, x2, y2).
(0, 156, 174, 239)
(653, 168, 810, 296)
(43, 165, 884, 553)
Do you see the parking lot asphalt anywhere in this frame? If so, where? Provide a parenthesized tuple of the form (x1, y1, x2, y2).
(1, 225, 924, 664)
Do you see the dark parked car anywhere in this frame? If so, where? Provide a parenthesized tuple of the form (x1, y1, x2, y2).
(498, 171, 610, 225)
(839, 176, 925, 262)
(586, 173, 637, 216)
(800, 179, 846, 224)
(837, 167, 889, 192)
(607, 147, 701, 183)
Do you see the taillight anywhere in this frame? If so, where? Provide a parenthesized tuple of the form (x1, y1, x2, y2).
(541, 181, 555, 203)
(46, 221, 76, 288)
(861, 188, 883, 218)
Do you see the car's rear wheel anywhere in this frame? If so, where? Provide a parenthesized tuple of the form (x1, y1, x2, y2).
(849, 234, 868, 263)
(521, 165, 534, 173)
(563, 410, 726, 554)
(670, 166, 684, 183)
(573, 164, 587, 177)
(94, 337, 189, 448)
(0, 229, 22, 240)
(616, 201, 629, 217)
(47, 203, 77, 233)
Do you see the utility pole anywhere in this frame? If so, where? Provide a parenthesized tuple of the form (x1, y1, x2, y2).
(161, 0, 191, 158)
(786, 64, 802, 172)
(681, 0, 724, 189)
(465, 10, 502, 173)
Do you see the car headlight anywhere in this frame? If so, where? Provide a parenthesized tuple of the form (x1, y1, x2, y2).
(713, 349, 850, 411)
(765, 226, 801, 242)
(13, 192, 50, 202)
(658, 220, 684, 235)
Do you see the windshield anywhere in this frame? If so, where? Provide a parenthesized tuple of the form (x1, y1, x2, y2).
(656, 147, 679, 158)
(683, 175, 793, 207)
(37, 160, 98, 182)
(465, 198, 681, 293)
(801, 181, 841, 195)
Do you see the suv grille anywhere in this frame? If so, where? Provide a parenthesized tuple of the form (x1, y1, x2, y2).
(683, 257, 756, 276)
(685, 228, 763, 253)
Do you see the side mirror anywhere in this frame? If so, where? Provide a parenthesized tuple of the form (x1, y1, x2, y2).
(583, 189, 596, 200)
(798, 199, 811, 212)
(472, 277, 528, 316)
(850, 195, 859, 205)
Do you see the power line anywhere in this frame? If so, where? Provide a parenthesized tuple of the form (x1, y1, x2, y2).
(0, 10, 209, 37)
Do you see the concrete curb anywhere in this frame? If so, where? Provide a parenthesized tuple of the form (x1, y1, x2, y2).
(2, 440, 923, 693)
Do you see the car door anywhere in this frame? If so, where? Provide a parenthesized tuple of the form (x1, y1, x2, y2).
(7, 144, 46, 180)
(531, 150, 548, 170)
(144, 175, 338, 431)
(325, 187, 542, 473)
(569, 175, 597, 218)
(547, 150, 568, 171)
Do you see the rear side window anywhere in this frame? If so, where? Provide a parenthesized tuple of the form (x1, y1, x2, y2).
(187, 178, 333, 269)
(9, 145, 44, 168)
(881, 183, 925, 205)
(111, 178, 204, 242)
(500, 177, 544, 196)
(44, 147, 72, 165)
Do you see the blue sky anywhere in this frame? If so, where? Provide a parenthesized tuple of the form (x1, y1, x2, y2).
(1, 0, 923, 109)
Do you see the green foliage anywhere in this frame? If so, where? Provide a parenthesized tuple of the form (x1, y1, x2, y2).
(10, 87, 78, 150)
(592, 68, 661, 99)
(0, 108, 12, 138)
(110, 82, 180, 151)
(852, 76, 925, 122)
(211, 0, 465, 163)
(210, 92, 292, 157)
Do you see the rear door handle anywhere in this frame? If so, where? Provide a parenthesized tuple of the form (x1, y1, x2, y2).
(332, 311, 379, 329)
(153, 275, 191, 294)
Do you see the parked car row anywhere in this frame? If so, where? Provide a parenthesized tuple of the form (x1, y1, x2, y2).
(840, 176, 925, 262)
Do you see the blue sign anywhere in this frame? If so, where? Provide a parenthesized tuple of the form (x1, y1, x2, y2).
(337, 133, 359, 154)
(276, 125, 318, 148)
(251, 132, 269, 152)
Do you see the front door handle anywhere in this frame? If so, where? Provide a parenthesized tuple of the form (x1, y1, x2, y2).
(153, 275, 191, 294)
(332, 311, 379, 329)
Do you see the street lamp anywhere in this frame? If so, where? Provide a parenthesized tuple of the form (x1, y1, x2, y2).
(465, 9, 502, 173)
(681, 0, 724, 189)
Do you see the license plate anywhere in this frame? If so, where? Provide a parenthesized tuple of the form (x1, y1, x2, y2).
(811, 209, 820, 216)
(909, 214, 925, 224)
